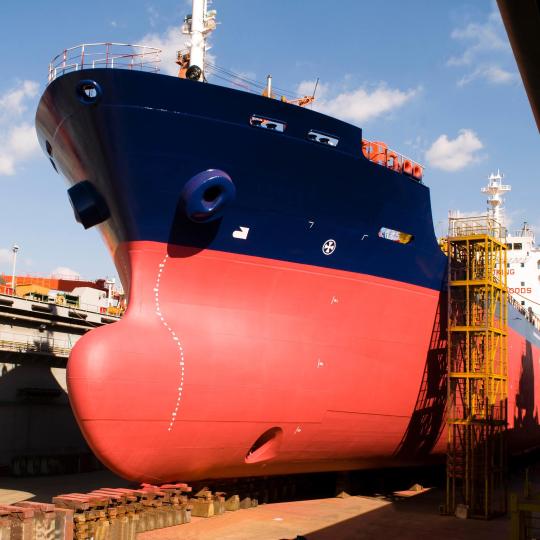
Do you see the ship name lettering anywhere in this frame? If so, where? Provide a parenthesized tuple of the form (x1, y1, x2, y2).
(509, 287, 532, 295)
(495, 268, 515, 276)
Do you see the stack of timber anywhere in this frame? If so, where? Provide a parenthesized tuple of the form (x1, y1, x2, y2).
(0, 481, 263, 539)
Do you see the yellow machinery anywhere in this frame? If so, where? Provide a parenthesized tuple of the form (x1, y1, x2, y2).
(510, 470, 540, 539)
(445, 216, 508, 518)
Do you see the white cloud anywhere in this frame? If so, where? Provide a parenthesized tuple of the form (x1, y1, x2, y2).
(297, 80, 418, 125)
(0, 123, 39, 176)
(140, 27, 185, 76)
(448, 9, 508, 66)
(0, 81, 41, 176)
(425, 129, 484, 172)
(140, 20, 218, 77)
(147, 6, 159, 28)
(448, 6, 516, 86)
(0, 80, 39, 120)
(51, 266, 81, 279)
(458, 65, 516, 87)
(297, 80, 329, 99)
(0, 248, 13, 266)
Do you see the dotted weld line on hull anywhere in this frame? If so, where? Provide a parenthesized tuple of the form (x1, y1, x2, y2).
(153, 254, 185, 432)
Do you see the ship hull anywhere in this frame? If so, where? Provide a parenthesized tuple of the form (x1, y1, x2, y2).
(35, 68, 540, 482)
(68, 241, 441, 482)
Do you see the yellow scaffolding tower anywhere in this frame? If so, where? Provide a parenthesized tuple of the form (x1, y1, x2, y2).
(446, 215, 508, 519)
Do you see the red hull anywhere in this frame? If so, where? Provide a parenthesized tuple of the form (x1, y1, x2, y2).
(68, 241, 443, 481)
(68, 241, 540, 482)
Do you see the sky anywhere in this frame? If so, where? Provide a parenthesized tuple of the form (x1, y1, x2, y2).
(0, 0, 538, 283)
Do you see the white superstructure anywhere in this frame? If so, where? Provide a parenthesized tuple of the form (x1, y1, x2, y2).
(506, 223, 540, 318)
(480, 172, 540, 319)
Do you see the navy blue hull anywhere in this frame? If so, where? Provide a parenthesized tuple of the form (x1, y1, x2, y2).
(36, 69, 447, 292)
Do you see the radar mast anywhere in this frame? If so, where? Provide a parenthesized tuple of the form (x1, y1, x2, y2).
(180, 0, 217, 81)
(481, 169, 511, 225)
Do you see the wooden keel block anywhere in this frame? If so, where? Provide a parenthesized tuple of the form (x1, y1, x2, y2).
(212, 493, 225, 516)
(189, 499, 214, 518)
(0, 506, 35, 540)
(239, 497, 252, 510)
(224, 495, 240, 512)
(17, 502, 56, 540)
(0, 518, 10, 540)
(0, 510, 11, 540)
(180, 506, 191, 524)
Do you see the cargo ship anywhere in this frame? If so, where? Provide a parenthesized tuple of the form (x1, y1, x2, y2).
(34, 1, 540, 482)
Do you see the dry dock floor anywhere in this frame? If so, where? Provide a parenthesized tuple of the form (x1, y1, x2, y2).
(0, 471, 510, 540)
(139, 491, 509, 540)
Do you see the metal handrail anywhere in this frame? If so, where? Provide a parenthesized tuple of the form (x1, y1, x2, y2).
(509, 295, 540, 331)
(511, 229, 535, 238)
(0, 336, 72, 357)
(448, 215, 507, 241)
(48, 42, 162, 83)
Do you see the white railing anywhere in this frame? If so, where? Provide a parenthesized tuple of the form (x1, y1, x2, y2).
(48, 43, 162, 83)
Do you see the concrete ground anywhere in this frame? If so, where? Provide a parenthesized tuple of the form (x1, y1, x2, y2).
(0, 469, 130, 504)
(143, 490, 508, 540)
(0, 472, 510, 539)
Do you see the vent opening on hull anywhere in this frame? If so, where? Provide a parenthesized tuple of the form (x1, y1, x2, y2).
(245, 427, 283, 464)
(250, 115, 286, 132)
(307, 130, 339, 147)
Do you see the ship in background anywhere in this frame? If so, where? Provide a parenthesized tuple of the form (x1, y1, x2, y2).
(34, 1, 540, 483)
(460, 171, 540, 328)
(0, 273, 124, 475)
(1, 274, 124, 316)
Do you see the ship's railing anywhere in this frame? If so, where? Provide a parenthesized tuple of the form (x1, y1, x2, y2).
(448, 215, 507, 242)
(0, 332, 73, 358)
(48, 43, 162, 83)
(509, 295, 540, 331)
(361, 139, 424, 182)
(511, 229, 535, 239)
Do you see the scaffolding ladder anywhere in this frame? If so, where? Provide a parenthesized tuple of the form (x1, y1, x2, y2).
(445, 215, 508, 518)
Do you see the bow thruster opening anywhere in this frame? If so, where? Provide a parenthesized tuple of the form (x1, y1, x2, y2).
(245, 427, 283, 464)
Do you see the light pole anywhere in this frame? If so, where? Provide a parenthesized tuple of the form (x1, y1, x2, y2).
(105, 277, 115, 307)
(11, 244, 19, 291)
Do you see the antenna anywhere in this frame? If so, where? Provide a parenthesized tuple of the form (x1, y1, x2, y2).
(312, 77, 320, 99)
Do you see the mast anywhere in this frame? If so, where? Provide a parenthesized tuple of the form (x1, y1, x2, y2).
(181, 0, 217, 81)
(480, 169, 511, 225)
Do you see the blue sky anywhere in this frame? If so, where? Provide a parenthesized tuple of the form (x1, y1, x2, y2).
(0, 0, 538, 282)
